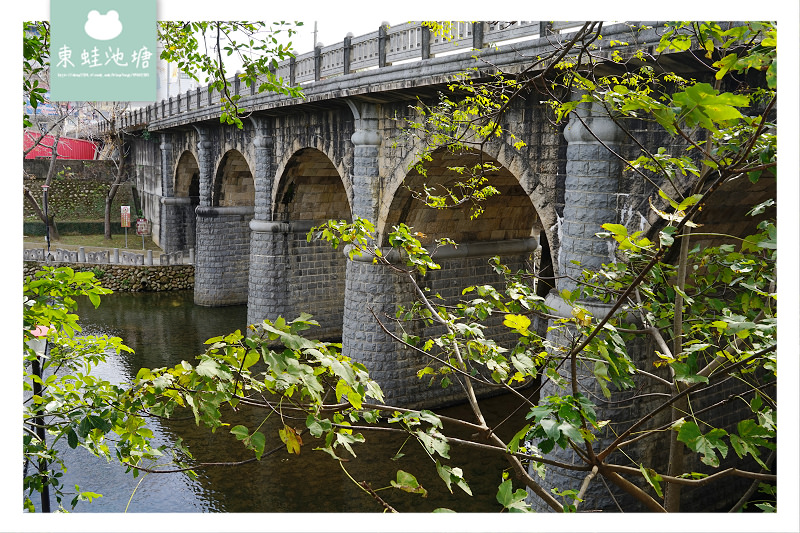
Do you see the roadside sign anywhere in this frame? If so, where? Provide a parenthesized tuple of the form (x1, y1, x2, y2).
(135, 218, 149, 250)
(121, 206, 131, 227)
(136, 218, 150, 236)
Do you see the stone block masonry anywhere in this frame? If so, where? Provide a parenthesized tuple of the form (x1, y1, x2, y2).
(23, 261, 194, 292)
(285, 230, 347, 339)
(343, 242, 536, 408)
(342, 259, 418, 406)
(247, 222, 347, 338)
(247, 225, 290, 326)
(194, 206, 253, 306)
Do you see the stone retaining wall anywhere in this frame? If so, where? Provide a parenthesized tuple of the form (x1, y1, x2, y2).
(23, 160, 133, 222)
(23, 261, 194, 292)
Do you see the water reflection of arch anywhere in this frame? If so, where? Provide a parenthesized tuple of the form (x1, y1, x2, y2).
(170, 150, 200, 251)
(272, 147, 352, 340)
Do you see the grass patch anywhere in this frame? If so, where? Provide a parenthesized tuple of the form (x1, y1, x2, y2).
(23, 233, 163, 252)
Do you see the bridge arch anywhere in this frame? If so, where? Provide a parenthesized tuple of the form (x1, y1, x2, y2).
(213, 149, 256, 207)
(382, 147, 553, 293)
(381, 136, 559, 272)
(382, 148, 540, 244)
(348, 147, 553, 406)
(174, 150, 200, 198)
(273, 147, 352, 223)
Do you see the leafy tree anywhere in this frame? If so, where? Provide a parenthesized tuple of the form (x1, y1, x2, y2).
(22, 21, 302, 248)
(23, 21, 303, 130)
(20, 21, 304, 511)
(22, 267, 167, 511)
(157, 21, 304, 128)
(23, 21, 65, 243)
(101, 104, 130, 241)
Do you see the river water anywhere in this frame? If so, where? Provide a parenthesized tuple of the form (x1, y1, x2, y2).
(48, 290, 534, 513)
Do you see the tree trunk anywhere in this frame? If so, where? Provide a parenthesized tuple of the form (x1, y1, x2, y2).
(104, 134, 125, 240)
(104, 195, 114, 240)
(23, 122, 64, 243)
(31, 349, 51, 512)
(663, 225, 693, 512)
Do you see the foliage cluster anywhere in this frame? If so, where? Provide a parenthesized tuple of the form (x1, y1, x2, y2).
(21, 21, 778, 515)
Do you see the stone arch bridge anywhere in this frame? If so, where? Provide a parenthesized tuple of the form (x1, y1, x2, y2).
(103, 21, 768, 407)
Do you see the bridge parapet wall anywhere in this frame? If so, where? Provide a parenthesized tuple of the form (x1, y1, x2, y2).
(101, 22, 687, 135)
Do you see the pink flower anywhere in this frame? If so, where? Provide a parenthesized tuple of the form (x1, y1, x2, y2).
(30, 325, 50, 337)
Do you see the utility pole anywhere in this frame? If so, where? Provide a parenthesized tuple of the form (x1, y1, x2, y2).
(313, 21, 318, 47)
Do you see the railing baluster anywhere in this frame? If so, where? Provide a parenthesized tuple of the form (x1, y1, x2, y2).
(378, 22, 389, 67)
(103, 21, 603, 131)
(343, 34, 352, 74)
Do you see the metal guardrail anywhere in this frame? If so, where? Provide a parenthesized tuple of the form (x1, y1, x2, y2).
(100, 21, 590, 133)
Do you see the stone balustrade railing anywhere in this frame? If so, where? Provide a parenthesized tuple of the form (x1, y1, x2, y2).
(23, 247, 195, 266)
(98, 21, 587, 133)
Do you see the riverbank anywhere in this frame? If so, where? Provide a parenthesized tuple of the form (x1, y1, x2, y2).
(23, 261, 194, 292)
(23, 234, 195, 292)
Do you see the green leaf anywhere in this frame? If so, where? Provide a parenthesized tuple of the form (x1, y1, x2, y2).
(730, 419, 773, 468)
(671, 362, 709, 384)
(600, 223, 628, 237)
(658, 189, 680, 209)
(195, 357, 230, 380)
(507, 424, 531, 453)
(248, 431, 266, 460)
(539, 418, 561, 441)
(88, 291, 101, 308)
(503, 314, 531, 335)
(391, 470, 428, 497)
(230, 425, 249, 440)
(418, 410, 443, 429)
(416, 428, 450, 459)
(436, 460, 472, 495)
(659, 228, 675, 247)
(676, 193, 704, 211)
(639, 464, 663, 498)
(676, 421, 728, 467)
(496, 479, 531, 512)
(66, 427, 79, 449)
(306, 415, 332, 438)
